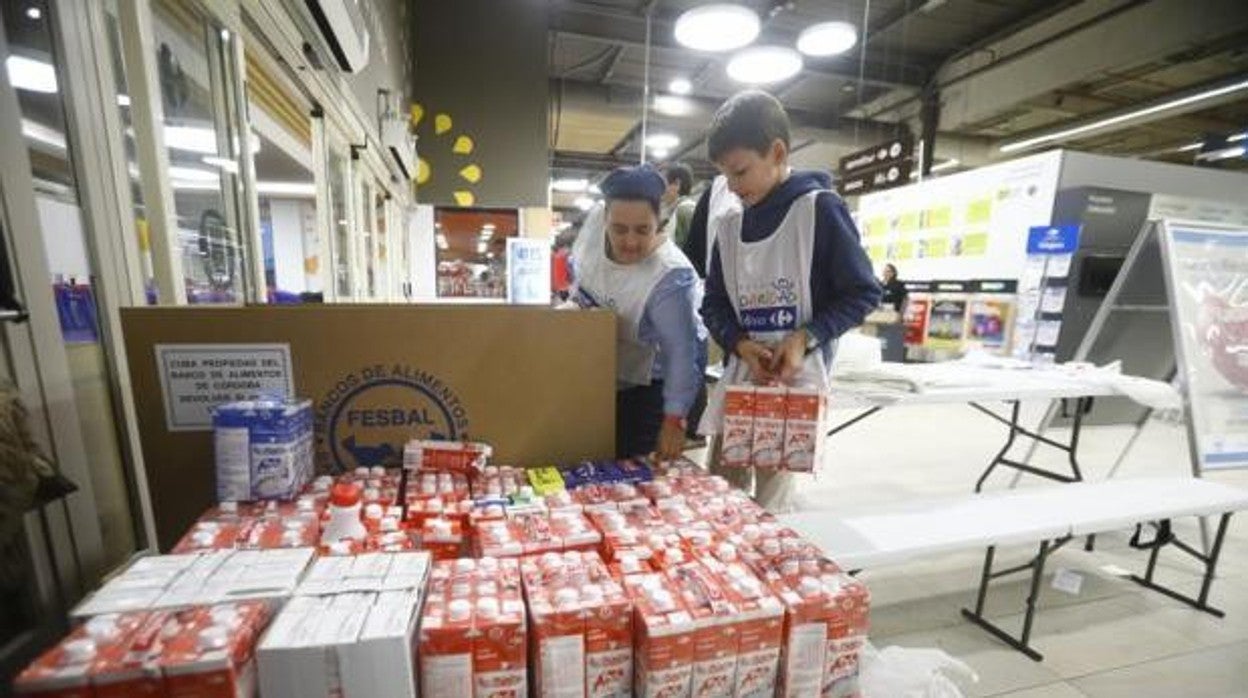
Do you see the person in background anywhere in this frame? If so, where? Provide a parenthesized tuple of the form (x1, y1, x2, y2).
(660, 162, 698, 249)
(551, 238, 573, 302)
(880, 263, 908, 313)
(693, 90, 881, 511)
(571, 164, 708, 461)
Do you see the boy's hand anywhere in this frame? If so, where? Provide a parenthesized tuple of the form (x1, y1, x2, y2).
(770, 328, 809, 382)
(735, 338, 777, 384)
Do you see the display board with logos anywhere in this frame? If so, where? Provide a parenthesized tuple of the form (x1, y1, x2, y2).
(898, 279, 1017, 358)
(121, 306, 615, 548)
(856, 151, 1063, 281)
(836, 135, 914, 197)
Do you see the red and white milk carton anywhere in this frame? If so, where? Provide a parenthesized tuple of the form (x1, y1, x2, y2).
(666, 562, 738, 698)
(623, 573, 695, 698)
(700, 557, 786, 698)
(159, 601, 271, 698)
(15, 612, 152, 698)
(420, 597, 474, 698)
(472, 595, 528, 698)
(420, 517, 465, 560)
(768, 565, 870, 698)
(720, 386, 756, 468)
(89, 611, 171, 698)
(782, 387, 823, 473)
(750, 387, 788, 470)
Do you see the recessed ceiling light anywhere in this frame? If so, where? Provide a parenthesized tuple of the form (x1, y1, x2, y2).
(25, 6, 42, 20)
(669, 77, 692, 95)
(674, 4, 759, 52)
(726, 46, 803, 85)
(653, 94, 695, 116)
(644, 133, 680, 150)
(651, 148, 670, 160)
(797, 21, 858, 57)
(6, 55, 57, 93)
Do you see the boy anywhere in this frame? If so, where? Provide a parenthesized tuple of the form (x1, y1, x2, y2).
(686, 90, 881, 510)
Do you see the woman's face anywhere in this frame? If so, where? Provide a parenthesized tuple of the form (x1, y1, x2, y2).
(606, 199, 660, 264)
(883, 265, 896, 282)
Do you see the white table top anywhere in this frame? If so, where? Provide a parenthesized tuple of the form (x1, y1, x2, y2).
(781, 477, 1248, 570)
(829, 362, 1144, 409)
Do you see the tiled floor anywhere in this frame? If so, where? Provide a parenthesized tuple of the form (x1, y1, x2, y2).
(703, 400, 1248, 697)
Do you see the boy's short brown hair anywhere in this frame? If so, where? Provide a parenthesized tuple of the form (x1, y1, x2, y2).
(707, 90, 791, 162)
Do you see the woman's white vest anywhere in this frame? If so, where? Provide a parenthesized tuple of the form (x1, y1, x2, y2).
(573, 203, 695, 388)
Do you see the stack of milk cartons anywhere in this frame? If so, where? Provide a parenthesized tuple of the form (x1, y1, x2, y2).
(520, 551, 633, 697)
(213, 399, 314, 503)
(418, 557, 527, 698)
(255, 551, 431, 698)
(720, 384, 826, 473)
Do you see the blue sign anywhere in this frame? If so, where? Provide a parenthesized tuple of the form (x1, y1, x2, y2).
(1026, 224, 1081, 255)
(740, 305, 798, 333)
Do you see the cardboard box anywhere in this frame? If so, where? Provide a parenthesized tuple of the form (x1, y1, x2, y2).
(782, 388, 823, 473)
(750, 387, 787, 470)
(721, 386, 756, 468)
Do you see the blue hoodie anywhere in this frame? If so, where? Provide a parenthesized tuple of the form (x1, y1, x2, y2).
(689, 170, 882, 356)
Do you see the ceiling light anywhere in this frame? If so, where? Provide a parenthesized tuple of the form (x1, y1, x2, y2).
(1196, 145, 1246, 162)
(726, 46, 803, 85)
(483, 222, 496, 230)
(650, 148, 670, 160)
(256, 181, 315, 196)
(1000, 77, 1248, 153)
(21, 118, 65, 150)
(551, 178, 588, 193)
(669, 77, 692, 95)
(117, 94, 131, 107)
(1176, 141, 1204, 152)
(574, 196, 595, 211)
(796, 21, 858, 57)
(6, 55, 57, 93)
(674, 4, 759, 52)
(653, 94, 695, 117)
(1228, 132, 1246, 143)
(26, 7, 42, 20)
(930, 158, 960, 172)
(644, 133, 680, 150)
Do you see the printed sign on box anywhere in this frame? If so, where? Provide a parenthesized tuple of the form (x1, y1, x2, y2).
(155, 344, 294, 430)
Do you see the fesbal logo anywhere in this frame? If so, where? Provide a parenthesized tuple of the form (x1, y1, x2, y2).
(315, 363, 469, 472)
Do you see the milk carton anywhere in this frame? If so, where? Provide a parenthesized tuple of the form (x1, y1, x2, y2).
(213, 399, 313, 502)
(159, 601, 272, 698)
(750, 387, 787, 470)
(623, 573, 695, 698)
(720, 386, 756, 468)
(666, 562, 738, 698)
(782, 387, 823, 473)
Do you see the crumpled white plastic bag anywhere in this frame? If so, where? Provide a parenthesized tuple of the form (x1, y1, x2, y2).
(859, 643, 978, 698)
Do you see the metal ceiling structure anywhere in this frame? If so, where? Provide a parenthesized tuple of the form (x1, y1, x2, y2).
(547, 0, 1248, 208)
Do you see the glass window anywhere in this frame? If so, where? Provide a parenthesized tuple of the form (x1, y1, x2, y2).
(357, 175, 375, 299)
(374, 184, 388, 300)
(151, 0, 248, 304)
(327, 146, 351, 300)
(434, 208, 517, 299)
(246, 48, 316, 303)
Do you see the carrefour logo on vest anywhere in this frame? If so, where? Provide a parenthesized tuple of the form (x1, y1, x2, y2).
(740, 305, 798, 332)
(315, 364, 469, 472)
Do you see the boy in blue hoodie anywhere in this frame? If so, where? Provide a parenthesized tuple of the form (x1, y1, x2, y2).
(686, 90, 881, 509)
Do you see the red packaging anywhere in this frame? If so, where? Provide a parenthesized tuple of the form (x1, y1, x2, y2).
(419, 598, 473, 697)
(15, 612, 153, 698)
(158, 602, 271, 698)
(472, 597, 528, 698)
(419, 517, 465, 560)
(767, 567, 870, 698)
(782, 387, 823, 473)
(241, 517, 318, 550)
(473, 518, 525, 558)
(721, 386, 756, 468)
(172, 520, 246, 554)
(623, 573, 695, 698)
(89, 612, 172, 698)
(750, 387, 787, 470)
(404, 440, 491, 477)
(666, 562, 738, 698)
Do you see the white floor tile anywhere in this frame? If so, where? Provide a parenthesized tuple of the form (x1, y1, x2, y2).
(1070, 640, 1248, 697)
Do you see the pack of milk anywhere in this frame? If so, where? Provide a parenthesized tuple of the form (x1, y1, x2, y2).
(213, 399, 314, 502)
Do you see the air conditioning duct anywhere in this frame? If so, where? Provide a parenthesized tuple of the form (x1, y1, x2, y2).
(303, 0, 370, 73)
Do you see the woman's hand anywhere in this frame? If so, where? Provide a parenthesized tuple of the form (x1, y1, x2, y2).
(654, 416, 687, 462)
(735, 338, 777, 384)
(769, 328, 809, 382)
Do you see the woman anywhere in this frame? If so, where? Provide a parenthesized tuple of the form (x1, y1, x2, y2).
(880, 263, 908, 313)
(571, 165, 707, 461)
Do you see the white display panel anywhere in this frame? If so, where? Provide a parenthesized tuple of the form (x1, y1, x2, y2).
(855, 151, 1063, 280)
(1160, 223, 1248, 471)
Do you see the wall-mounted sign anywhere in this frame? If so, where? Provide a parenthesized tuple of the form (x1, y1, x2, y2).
(155, 343, 294, 431)
(838, 159, 913, 197)
(837, 136, 914, 197)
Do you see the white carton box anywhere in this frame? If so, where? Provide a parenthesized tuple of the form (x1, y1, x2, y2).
(340, 590, 424, 698)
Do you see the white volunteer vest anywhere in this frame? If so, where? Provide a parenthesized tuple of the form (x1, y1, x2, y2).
(698, 182, 832, 434)
(573, 203, 695, 388)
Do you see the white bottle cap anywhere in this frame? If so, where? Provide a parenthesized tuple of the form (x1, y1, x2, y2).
(296, 498, 316, 513)
(219, 501, 239, 514)
(354, 467, 370, 478)
(328, 540, 353, 556)
(364, 488, 382, 503)
(281, 529, 304, 547)
(192, 530, 217, 546)
(62, 638, 97, 665)
(478, 556, 499, 571)
(454, 558, 476, 573)
(370, 466, 386, 478)
(760, 539, 781, 557)
(380, 516, 400, 533)
(554, 587, 579, 607)
(83, 615, 120, 639)
(581, 584, 604, 604)
(798, 576, 823, 598)
(364, 503, 383, 520)
(198, 626, 230, 651)
(477, 582, 498, 597)
(448, 599, 472, 622)
(716, 543, 738, 561)
(210, 606, 241, 627)
(476, 597, 500, 619)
